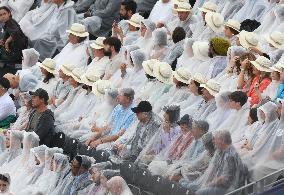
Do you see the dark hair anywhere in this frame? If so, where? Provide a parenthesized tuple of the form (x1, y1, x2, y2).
(176, 81, 189, 88)
(227, 26, 239, 35)
(229, 91, 248, 107)
(43, 72, 55, 83)
(146, 74, 155, 80)
(249, 108, 258, 123)
(0, 6, 11, 15)
(75, 156, 82, 166)
(0, 174, 9, 184)
(194, 80, 203, 95)
(103, 37, 122, 53)
(122, 0, 137, 14)
(172, 27, 186, 44)
(77, 36, 87, 43)
(82, 84, 92, 91)
(240, 19, 261, 32)
(0, 77, 10, 90)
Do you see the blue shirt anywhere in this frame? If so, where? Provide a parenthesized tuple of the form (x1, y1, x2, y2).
(276, 82, 284, 100)
(69, 172, 87, 195)
(108, 104, 136, 136)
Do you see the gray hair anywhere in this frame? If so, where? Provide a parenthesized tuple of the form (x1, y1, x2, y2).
(214, 130, 232, 145)
(120, 88, 135, 101)
(107, 89, 118, 99)
(193, 120, 209, 133)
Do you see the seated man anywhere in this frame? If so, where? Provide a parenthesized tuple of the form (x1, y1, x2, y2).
(26, 88, 54, 147)
(86, 88, 136, 149)
(0, 77, 16, 129)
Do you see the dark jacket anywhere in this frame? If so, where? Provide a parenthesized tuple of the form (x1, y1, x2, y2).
(26, 109, 55, 147)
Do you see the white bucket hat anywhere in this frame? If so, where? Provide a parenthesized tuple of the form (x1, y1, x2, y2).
(191, 73, 207, 84)
(81, 71, 100, 86)
(66, 23, 89, 37)
(270, 60, 284, 73)
(92, 80, 112, 97)
(173, 0, 189, 5)
(266, 31, 284, 49)
(250, 56, 272, 73)
(70, 68, 85, 83)
(238, 31, 260, 49)
(224, 19, 241, 32)
(153, 62, 173, 84)
(173, 2, 192, 12)
(192, 41, 209, 61)
(142, 59, 159, 77)
(61, 64, 76, 76)
(205, 12, 224, 33)
(37, 58, 56, 74)
(127, 13, 144, 28)
(173, 67, 191, 84)
(198, 1, 217, 13)
(90, 37, 106, 50)
(200, 79, 221, 96)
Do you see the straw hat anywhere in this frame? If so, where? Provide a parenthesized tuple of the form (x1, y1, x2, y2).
(192, 41, 209, 61)
(61, 64, 76, 76)
(173, 0, 189, 5)
(224, 19, 241, 32)
(238, 31, 260, 49)
(266, 31, 284, 49)
(142, 59, 159, 77)
(250, 56, 272, 72)
(270, 60, 284, 73)
(200, 79, 221, 96)
(127, 13, 144, 28)
(191, 73, 207, 84)
(90, 37, 106, 50)
(37, 58, 56, 74)
(173, 2, 192, 12)
(153, 62, 173, 84)
(92, 80, 112, 97)
(198, 1, 217, 13)
(81, 71, 100, 86)
(66, 23, 89, 37)
(70, 68, 85, 83)
(173, 67, 191, 84)
(205, 12, 224, 33)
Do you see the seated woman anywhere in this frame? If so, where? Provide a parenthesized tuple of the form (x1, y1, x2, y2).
(149, 28, 169, 61)
(0, 173, 13, 195)
(53, 23, 89, 70)
(20, 48, 41, 80)
(0, 6, 28, 63)
(223, 19, 240, 46)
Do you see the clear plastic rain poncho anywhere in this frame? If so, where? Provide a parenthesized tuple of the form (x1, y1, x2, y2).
(220, 0, 245, 20)
(21, 48, 42, 80)
(7, 0, 34, 22)
(73, 0, 94, 13)
(163, 39, 185, 68)
(19, 0, 56, 41)
(241, 101, 280, 167)
(176, 38, 196, 71)
(106, 176, 133, 195)
(0, 136, 5, 153)
(193, 98, 217, 121)
(18, 71, 39, 92)
(150, 28, 169, 61)
(148, 0, 174, 24)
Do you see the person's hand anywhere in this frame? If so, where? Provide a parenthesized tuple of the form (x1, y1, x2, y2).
(85, 138, 94, 146)
(84, 10, 91, 18)
(4, 41, 10, 52)
(120, 63, 127, 71)
(156, 23, 165, 28)
(91, 123, 100, 132)
(254, 82, 260, 91)
(118, 129, 126, 137)
(241, 59, 250, 69)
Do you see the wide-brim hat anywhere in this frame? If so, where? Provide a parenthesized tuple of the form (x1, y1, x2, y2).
(250, 56, 272, 73)
(238, 31, 260, 49)
(205, 12, 224, 33)
(37, 58, 56, 74)
(200, 79, 220, 96)
(198, 1, 217, 13)
(266, 31, 284, 49)
(127, 13, 144, 28)
(66, 23, 89, 37)
(270, 61, 284, 73)
(224, 19, 241, 32)
(173, 67, 191, 84)
(92, 80, 112, 97)
(191, 73, 207, 84)
(173, 2, 192, 12)
(60, 64, 75, 76)
(81, 73, 100, 86)
(192, 41, 209, 61)
(142, 59, 159, 77)
(90, 37, 106, 50)
(153, 62, 173, 84)
(70, 68, 85, 83)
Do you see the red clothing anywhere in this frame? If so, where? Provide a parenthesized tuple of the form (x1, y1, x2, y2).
(247, 76, 271, 106)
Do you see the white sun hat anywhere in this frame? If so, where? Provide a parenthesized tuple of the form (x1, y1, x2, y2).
(90, 37, 106, 50)
(60, 64, 76, 76)
(142, 59, 159, 77)
(127, 13, 144, 28)
(238, 31, 260, 49)
(266, 31, 284, 49)
(198, 1, 217, 13)
(192, 41, 210, 61)
(66, 23, 89, 37)
(153, 61, 173, 84)
(173, 67, 192, 84)
(37, 58, 56, 74)
(92, 80, 112, 97)
(191, 73, 207, 84)
(173, 0, 189, 5)
(200, 79, 221, 96)
(250, 56, 272, 73)
(270, 60, 284, 73)
(70, 68, 85, 83)
(224, 19, 241, 32)
(173, 2, 192, 12)
(205, 12, 224, 33)
(81, 71, 100, 86)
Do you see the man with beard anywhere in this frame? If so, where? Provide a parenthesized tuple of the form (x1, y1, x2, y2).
(102, 37, 124, 80)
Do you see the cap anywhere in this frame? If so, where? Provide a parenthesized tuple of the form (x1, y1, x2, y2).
(29, 88, 49, 103)
(177, 114, 193, 128)
(131, 101, 152, 113)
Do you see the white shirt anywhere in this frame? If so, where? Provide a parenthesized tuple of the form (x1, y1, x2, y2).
(87, 56, 110, 78)
(149, 0, 174, 24)
(0, 92, 16, 121)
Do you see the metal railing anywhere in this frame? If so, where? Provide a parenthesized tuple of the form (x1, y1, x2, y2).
(226, 168, 284, 195)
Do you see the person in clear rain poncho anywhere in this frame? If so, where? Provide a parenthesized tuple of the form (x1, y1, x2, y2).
(220, 0, 244, 21)
(149, 0, 174, 25)
(6, 0, 34, 22)
(20, 48, 41, 81)
(73, 0, 94, 14)
(150, 28, 169, 61)
(106, 176, 133, 195)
